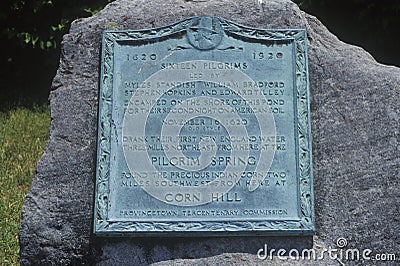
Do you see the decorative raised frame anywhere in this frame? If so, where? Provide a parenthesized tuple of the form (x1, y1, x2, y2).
(94, 16, 314, 236)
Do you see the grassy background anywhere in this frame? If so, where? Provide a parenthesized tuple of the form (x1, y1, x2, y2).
(0, 106, 50, 265)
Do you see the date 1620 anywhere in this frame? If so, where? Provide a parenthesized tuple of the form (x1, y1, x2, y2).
(127, 53, 157, 61)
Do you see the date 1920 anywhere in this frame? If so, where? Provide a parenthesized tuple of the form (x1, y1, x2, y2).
(252, 52, 283, 60)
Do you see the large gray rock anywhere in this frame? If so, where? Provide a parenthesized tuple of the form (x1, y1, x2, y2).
(19, 0, 399, 265)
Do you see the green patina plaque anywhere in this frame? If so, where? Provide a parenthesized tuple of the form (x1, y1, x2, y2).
(94, 16, 314, 236)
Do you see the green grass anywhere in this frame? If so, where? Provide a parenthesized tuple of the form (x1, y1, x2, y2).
(0, 106, 50, 265)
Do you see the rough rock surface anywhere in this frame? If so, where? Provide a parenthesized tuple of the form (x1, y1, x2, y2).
(19, 0, 399, 265)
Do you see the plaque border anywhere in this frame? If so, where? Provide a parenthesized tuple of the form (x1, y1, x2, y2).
(94, 16, 314, 236)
